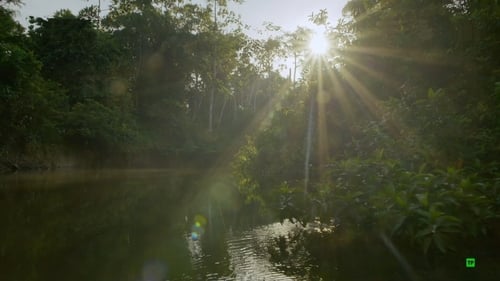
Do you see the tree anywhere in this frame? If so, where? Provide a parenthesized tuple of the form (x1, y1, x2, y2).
(27, 9, 137, 160)
(0, 6, 67, 167)
(29, 11, 123, 105)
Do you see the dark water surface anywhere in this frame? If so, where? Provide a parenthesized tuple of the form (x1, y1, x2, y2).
(0, 169, 303, 281)
(0, 169, 497, 281)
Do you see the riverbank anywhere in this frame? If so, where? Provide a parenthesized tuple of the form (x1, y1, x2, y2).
(0, 149, 224, 174)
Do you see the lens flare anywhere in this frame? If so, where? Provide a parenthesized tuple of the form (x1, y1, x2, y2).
(190, 214, 207, 241)
(141, 260, 167, 281)
(191, 232, 199, 241)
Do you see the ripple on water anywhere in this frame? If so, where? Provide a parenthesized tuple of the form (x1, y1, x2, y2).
(185, 220, 299, 280)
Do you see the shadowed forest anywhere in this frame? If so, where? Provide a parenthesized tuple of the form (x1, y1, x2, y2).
(1, 0, 500, 280)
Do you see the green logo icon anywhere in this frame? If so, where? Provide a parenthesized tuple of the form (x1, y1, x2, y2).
(466, 258, 475, 268)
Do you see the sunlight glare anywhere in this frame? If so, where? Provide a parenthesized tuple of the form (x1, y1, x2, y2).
(308, 32, 329, 55)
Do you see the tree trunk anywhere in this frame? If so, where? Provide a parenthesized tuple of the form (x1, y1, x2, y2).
(192, 91, 203, 122)
(253, 88, 257, 113)
(232, 94, 238, 123)
(217, 95, 227, 126)
(208, 0, 217, 133)
(293, 52, 297, 87)
(209, 85, 214, 132)
(192, 72, 202, 122)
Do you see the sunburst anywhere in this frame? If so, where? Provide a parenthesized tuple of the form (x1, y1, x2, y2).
(308, 31, 329, 56)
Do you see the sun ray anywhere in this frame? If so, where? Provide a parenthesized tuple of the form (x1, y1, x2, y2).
(344, 45, 456, 66)
(324, 67, 357, 122)
(332, 59, 414, 157)
(339, 68, 382, 119)
(341, 55, 401, 89)
(316, 66, 330, 179)
(201, 78, 292, 180)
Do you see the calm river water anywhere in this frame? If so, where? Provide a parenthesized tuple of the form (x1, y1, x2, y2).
(0, 169, 309, 281)
(1, 169, 497, 281)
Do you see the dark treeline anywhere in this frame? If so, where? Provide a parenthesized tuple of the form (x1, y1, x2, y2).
(1, 0, 288, 170)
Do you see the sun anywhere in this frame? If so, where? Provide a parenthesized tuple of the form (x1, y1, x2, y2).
(308, 31, 329, 55)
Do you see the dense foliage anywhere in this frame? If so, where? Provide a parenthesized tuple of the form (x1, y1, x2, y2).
(232, 0, 500, 274)
(0, 0, 288, 170)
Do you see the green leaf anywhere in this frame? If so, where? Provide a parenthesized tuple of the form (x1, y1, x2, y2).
(391, 215, 406, 235)
(423, 237, 432, 255)
(416, 192, 429, 207)
(433, 234, 447, 253)
(415, 226, 433, 238)
(395, 195, 407, 207)
(427, 88, 436, 99)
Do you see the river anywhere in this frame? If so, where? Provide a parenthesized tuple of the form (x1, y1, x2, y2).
(0, 169, 310, 281)
(1, 169, 497, 281)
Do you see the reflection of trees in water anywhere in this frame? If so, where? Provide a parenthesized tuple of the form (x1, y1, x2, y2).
(266, 222, 500, 281)
(224, 221, 297, 281)
(0, 171, 196, 281)
(266, 226, 407, 280)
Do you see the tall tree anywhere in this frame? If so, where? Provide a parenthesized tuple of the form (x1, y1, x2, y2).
(0, 5, 67, 165)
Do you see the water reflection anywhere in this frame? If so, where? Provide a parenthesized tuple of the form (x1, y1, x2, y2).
(2, 169, 496, 280)
(0, 169, 301, 281)
(0, 170, 195, 281)
(184, 220, 300, 281)
(225, 221, 298, 281)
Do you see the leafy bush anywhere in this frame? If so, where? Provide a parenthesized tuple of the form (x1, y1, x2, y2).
(312, 156, 499, 255)
(64, 100, 137, 152)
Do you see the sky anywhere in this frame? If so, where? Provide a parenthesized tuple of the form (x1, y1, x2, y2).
(12, 0, 349, 75)
(13, 0, 349, 37)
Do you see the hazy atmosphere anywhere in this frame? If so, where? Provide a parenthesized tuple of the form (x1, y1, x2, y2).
(15, 0, 348, 35)
(1, 0, 499, 280)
